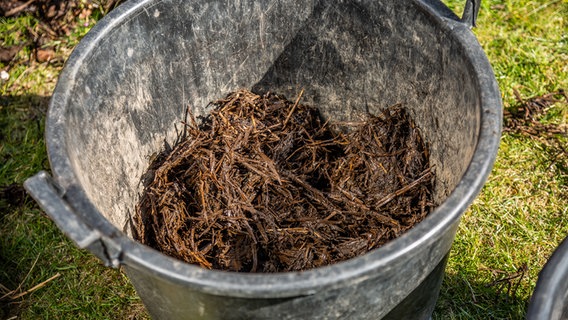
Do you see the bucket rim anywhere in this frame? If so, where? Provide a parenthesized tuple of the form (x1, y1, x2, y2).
(44, 0, 502, 298)
(527, 235, 568, 319)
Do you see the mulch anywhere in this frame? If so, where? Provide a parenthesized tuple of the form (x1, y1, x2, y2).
(134, 89, 435, 272)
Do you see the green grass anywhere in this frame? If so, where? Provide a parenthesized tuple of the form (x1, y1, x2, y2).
(434, 0, 568, 319)
(1, 0, 567, 319)
(435, 135, 568, 319)
(0, 100, 145, 319)
(0, 6, 147, 320)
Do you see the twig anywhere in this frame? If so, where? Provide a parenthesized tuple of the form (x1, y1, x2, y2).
(5, 273, 61, 300)
(486, 263, 528, 302)
(281, 170, 340, 213)
(373, 170, 433, 209)
(283, 89, 304, 127)
(0, 254, 40, 300)
(5, 0, 36, 17)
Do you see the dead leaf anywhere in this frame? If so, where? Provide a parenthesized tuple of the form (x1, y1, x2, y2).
(36, 48, 55, 62)
(0, 46, 22, 63)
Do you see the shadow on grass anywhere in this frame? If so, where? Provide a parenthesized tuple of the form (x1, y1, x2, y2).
(0, 93, 49, 318)
(433, 271, 530, 320)
(0, 94, 147, 319)
(0, 93, 50, 208)
(0, 93, 50, 178)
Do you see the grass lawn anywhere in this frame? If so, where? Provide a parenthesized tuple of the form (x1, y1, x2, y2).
(1, 0, 566, 319)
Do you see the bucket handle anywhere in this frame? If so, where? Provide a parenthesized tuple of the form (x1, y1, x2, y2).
(461, 0, 480, 28)
(24, 171, 122, 268)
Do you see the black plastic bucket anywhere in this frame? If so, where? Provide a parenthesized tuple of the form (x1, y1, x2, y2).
(25, 0, 501, 318)
(527, 236, 568, 320)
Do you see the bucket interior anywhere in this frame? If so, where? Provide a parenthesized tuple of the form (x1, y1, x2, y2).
(60, 0, 480, 236)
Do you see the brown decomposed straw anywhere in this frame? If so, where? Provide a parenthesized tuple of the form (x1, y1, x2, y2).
(134, 89, 435, 273)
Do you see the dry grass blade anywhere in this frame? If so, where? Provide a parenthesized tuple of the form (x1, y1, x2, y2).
(0, 273, 61, 301)
(9, 273, 61, 300)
